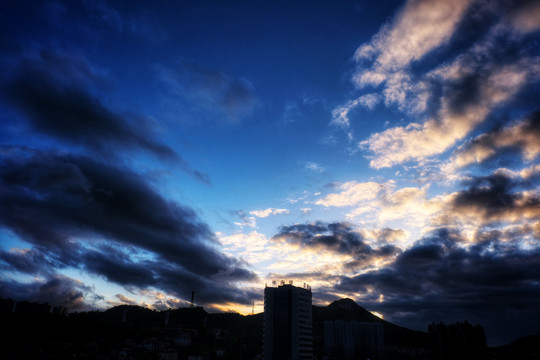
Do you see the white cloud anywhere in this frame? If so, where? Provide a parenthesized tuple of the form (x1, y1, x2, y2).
(249, 208, 290, 218)
(365, 57, 540, 168)
(303, 161, 325, 173)
(316, 181, 384, 207)
(234, 216, 256, 228)
(353, 0, 472, 85)
(331, 93, 380, 128)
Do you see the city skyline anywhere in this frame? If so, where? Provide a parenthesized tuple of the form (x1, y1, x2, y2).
(1, 0, 539, 346)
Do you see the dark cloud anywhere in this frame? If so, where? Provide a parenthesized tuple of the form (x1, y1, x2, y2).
(160, 61, 258, 123)
(451, 172, 540, 222)
(1, 50, 211, 185)
(0, 147, 255, 306)
(0, 247, 55, 275)
(336, 228, 540, 345)
(272, 222, 401, 267)
(453, 109, 540, 169)
(3, 51, 176, 160)
(418, 0, 540, 120)
(0, 275, 93, 310)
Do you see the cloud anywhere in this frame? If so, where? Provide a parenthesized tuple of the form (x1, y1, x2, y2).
(1, 50, 210, 184)
(0, 247, 56, 275)
(448, 171, 540, 225)
(316, 180, 444, 230)
(0, 147, 256, 306)
(272, 222, 401, 269)
(160, 61, 258, 123)
(3, 51, 174, 160)
(331, 93, 380, 128)
(233, 210, 257, 229)
(448, 109, 540, 170)
(219, 231, 276, 265)
(250, 208, 290, 218)
(354, 0, 472, 85)
(316, 181, 384, 207)
(364, 57, 540, 168)
(342, 0, 540, 169)
(116, 293, 137, 305)
(505, 0, 540, 33)
(335, 228, 540, 345)
(0, 275, 94, 310)
(303, 161, 326, 173)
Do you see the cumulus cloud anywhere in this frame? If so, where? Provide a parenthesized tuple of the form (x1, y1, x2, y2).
(316, 180, 444, 231)
(448, 172, 540, 225)
(0, 147, 256, 307)
(335, 228, 540, 345)
(272, 222, 401, 270)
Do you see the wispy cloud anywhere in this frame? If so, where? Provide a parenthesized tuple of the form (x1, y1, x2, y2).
(364, 51, 540, 169)
(316, 181, 384, 207)
(335, 0, 540, 169)
(302, 161, 326, 173)
(249, 208, 290, 218)
(159, 61, 258, 123)
(331, 93, 380, 128)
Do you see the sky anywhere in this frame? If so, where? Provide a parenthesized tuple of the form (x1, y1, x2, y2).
(1, 0, 539, 346)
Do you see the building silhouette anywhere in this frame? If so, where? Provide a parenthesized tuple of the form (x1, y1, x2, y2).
(324, 320, 384, 360)
(264, 282, 313, 360)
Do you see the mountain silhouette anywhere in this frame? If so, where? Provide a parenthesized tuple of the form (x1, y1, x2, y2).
(2, 298, 536, 359)
(312, 298, 429, 351)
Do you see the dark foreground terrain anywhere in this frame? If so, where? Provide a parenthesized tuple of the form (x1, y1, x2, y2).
(1, 298, 537, 359)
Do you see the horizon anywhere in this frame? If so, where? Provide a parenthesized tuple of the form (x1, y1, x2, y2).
(1, 0, 539, 348)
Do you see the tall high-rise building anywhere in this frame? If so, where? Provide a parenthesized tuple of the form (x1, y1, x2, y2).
(263, 282, 313, 360)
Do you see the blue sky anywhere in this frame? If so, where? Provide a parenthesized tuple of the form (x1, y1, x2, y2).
(1, 0, 540, 345)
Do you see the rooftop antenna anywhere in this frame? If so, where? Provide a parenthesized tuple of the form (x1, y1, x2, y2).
(190, 290, 195, 308)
